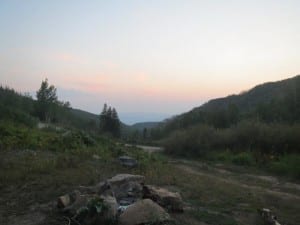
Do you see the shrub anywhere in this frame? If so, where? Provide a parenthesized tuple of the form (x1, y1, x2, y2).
(269, 154, 300, 179)
(231, 152, 255, 166)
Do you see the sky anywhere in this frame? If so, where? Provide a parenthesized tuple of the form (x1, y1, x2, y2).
(0, 0, 300, 124)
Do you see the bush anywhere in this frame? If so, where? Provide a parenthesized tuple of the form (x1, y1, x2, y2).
(269, 154, 300, 179)
(163, 120, 300, 158)
(231, 152, 255, 166)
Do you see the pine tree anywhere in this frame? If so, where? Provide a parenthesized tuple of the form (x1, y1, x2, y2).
(35, 78, 58, 122)
(111, 108, 121, 137)
(99, 104, 121, 137)
(99, 103, 108, 131)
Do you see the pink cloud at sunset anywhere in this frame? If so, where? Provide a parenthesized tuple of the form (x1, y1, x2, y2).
(53, 53, 86, 64)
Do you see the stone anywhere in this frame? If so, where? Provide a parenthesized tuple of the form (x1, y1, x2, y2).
(57, 194, 71, 209)
(108, 174, 145, 187)
(119, 199, 170, 225)
(78, 181, 110, 195)
(118, 156, 138, 167)
(114, 181, 144, 201)
(57, 190, 81, 209)
(258, 208, 282, 225)
(143, 185, 184, 212)
(92, 154, 101, 160)
(108, 174, 144, 201)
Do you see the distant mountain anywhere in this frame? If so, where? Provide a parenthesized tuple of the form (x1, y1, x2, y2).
(70, 109, 162, 134)
(130, 122, 162, 131)
(119, 112, 170, 125)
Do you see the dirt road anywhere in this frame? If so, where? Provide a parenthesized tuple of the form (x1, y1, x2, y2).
(169, 159, 300, 225)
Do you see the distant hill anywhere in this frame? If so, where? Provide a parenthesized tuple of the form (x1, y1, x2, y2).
(130, 122, 161, 131)
(70, 108, 99, 122)
(198, 75, 300, 113)
(70, 109, 163, 131)
(119, 112, 170, 125)
(153, 75, 300, 137)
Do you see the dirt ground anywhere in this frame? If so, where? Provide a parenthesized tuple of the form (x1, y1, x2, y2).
(0, 150, 299, 225)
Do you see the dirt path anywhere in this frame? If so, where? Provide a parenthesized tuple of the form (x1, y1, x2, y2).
(137, 145, 300, 200)
(125, 144, 164, 153)
(173, 160, 300, 201)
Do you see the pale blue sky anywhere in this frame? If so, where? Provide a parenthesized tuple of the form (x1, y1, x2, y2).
(1, 0, 300, 123)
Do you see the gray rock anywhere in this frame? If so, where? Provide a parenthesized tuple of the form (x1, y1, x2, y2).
(78, 181, 110, 195)
(108, 174, 144, 202)
(118, 156, 138, 167)
(108, 174, 144, 187)
(114, 181, 144, 201)
(119, 199, 170, 225)
(258, 208, 282, 225)
(143, 185, 184, 212)
(92, 154, 101, 160)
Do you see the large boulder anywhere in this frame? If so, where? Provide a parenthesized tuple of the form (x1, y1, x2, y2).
(108, 174, 144, 201)
(143, 185, 183, 212)
(113, 181, 144, 202)
(119, 199, 170, 225)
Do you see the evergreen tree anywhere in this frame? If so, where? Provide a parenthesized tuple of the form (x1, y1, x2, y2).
(111, 107, 121, 137)
(35, 78, 58, 122)
(143, 128, 148, 139)
(99, 103, 108, 131)
(99, 104, 121, 137)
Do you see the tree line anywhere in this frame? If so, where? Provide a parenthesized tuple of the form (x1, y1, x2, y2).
(99, 103, 120, 138)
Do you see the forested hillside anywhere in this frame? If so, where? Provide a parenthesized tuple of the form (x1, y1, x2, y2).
(0, 85, 96, 132)
(150, 75, 300, 178)
(0, 79, 125, 137)
(152, 75, 300, 137)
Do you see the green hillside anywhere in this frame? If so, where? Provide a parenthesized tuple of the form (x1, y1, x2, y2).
(199, 74, 300, 112)
(153, 75, 300, 136)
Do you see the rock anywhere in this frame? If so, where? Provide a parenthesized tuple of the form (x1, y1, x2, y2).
(92, 154, 101, 160)
(108, 174, 144, 201)
(118, 156, 138, 167)
(114, 181, 144, 201)
(258, 208, 282, 225)
(108, 174, 145, 187)
(57, 194, 71, 208)
(143, 185, 184, 212)
(119, 199, 170, 225)
(79, 181, 110, 195)
(58, 190, 96, 216)
(57, 190, 81, 209)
